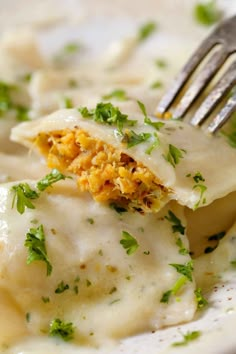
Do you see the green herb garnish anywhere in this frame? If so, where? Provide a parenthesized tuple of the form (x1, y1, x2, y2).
(137, 100, 164, 130)
(102, 89, 128, 101)
(164, 144, 186, 167)
(172, 330, 201, 346)
(165, 210, 185, 235)
(49, 318, 75, 341)
(193, 184, 207, 209)
(42, 296, 50, 303)
(150, 80, 163, 89)
(145, 132, 160, 155)
(160, 276, 187, 303)
(170, 261, 193, 282)
(11, 183, 39, 214)
(137, 21, 157, 42)
(63, 97, 73, 108)
(55, 281, 70, 294)
(37, 169, 70, 191)
(154, 58, 167, 69)
(79, 102, 136, 131)
(122, 130, 151, 148)
(195, 288, 208, 309)
(194, 1, 222, 26)
(120, 231, 139, 255)
(176, 237, 189, 255)
(24, 224, 52, 276)
(193, 171, 205, 183)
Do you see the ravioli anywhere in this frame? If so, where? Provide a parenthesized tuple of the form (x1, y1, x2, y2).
(11, 107, 236, 211)
(0, 181, 196, 349)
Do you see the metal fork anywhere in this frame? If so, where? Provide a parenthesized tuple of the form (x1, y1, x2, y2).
(156, 15, 236, 133)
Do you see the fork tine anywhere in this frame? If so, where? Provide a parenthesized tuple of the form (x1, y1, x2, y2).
(190, 60, 236, 127)
(207, 93, 236, 133)
(155, 37, 217, 116)
(173, 49, 228, 118)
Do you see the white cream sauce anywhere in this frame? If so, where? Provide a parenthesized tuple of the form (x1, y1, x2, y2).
(1, 2, 236, 353)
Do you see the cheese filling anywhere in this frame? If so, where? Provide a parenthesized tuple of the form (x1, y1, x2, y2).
(35, 128, 169, 212)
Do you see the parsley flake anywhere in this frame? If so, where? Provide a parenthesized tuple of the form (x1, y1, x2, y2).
(24, 224, 52, 276)
(121, 130, 151, 148)
(120, 231, 139, 255)
(137, 21, 157, 42)
(164, 144, 186, 167)
(150, 80, 163, 89)
(194, 1, 222, 26)
(154, 58, 168, 69)
(49, 318, 75, 341)
(172, 330, 201, 346)
(37, 169, 70, 191)
(193, 184, 207, 209)
(55, 281, 70, 294)
(145, 132, 160, 155)
(170, 261, 193, 282)
(137, 100, 164, 130)
(193, 171, 205, 183)
(102, 89, 128, 101)
(195, 288, 208, 309)
(79, 102, 136, 131)
(160, 276, 187, 303)
(165, 210, 185, 235)
(63, 97, 73, 108)
(11, 183, 39, 214)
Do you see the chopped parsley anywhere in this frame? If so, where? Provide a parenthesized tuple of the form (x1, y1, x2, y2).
(0, 81, 30, 120)
(154, 58, 167, 69)
(49, 318, 75, 341)
(193, 184, 207, 209)
(86, 218, 94, 224)
(54, 41, 81, 64)
(79, 102, 136, 131)
(145, 132, 160, 155)
(194, 1, 222, 26)
(86, 279, 92, 287)
(121, 130, 152, 148)
(176, 237, 189, 255)
(172, 330, 201, 346)
(137, 100, 164, 130)
(137, 21, 157, 42)
(11, 183, 39, 214)
(26, 312, 31, 323)
(55, 281, 70, 294)
(193, 171, 205, 183)
(120, 231, 139, 255)
(165, 210, 185, 235)
(102, 89, 128, 101)
(150, 80, 163, 89)
(37, 169, 70, 191)
(164, 144, 186, 167)
(42, 296, 50, 303)
(195, 288, 208, 309)
(63, 97, 73, 108)
(109, 202, 127, 214)
(160, 276, 187, 303)
(160, 289, 172, 303)
(24, 224, 52, 276)
(170, 261, 194, 282)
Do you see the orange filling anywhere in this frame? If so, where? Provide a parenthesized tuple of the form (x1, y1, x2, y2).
(35, 128, 168, 212)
